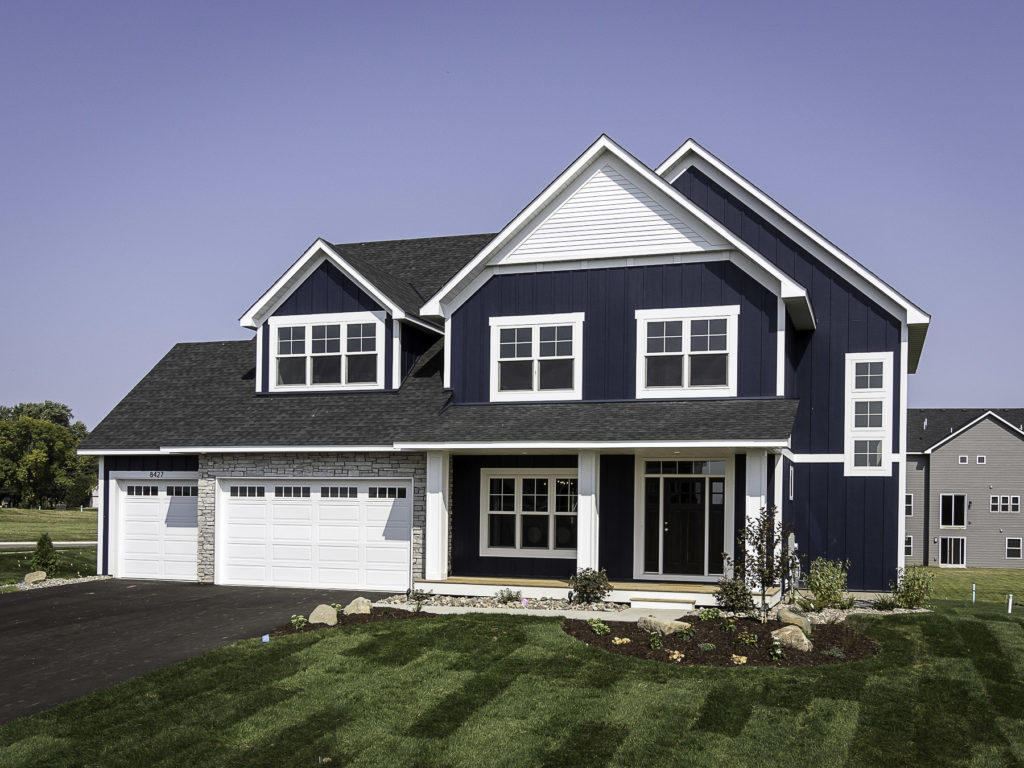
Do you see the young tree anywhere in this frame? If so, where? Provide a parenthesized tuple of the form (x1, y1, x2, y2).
(733, 505, 797, 622)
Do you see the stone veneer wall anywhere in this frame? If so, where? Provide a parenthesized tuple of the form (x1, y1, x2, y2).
(196, 452, 427, 584)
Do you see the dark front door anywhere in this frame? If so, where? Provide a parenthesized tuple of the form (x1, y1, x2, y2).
(662, 477, 704, 575)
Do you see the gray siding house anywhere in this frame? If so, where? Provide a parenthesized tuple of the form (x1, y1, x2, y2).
(907, 409, 1024, 568)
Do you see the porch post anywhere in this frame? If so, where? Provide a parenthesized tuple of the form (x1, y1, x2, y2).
(744, 449, 768, 564)
(424, 451, 450, 581)
(576, 450, 598, 571)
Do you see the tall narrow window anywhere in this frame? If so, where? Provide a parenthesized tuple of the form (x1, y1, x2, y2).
(844, 352, 893, 476)
(635, 306, 740, 398)
(489, 314, 584, 401)
(905, 494, 913, 517)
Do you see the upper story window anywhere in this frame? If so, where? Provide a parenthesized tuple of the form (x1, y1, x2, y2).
(844, 352, 893, 476)
(268, 312, 385, 392)
(634, 306, 740, 399)
(488, 313, 584, 402)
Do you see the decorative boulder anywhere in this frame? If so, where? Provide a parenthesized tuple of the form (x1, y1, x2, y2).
(308, 604, 338, 626)
(638, 616, 692, 635)
(23, 571, 46, 585)
(771, 625, 813, 652)
(343, 597, 372, 615)
(777, 606, 812, 636)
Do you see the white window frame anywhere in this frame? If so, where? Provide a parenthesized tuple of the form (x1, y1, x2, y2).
(634, 306, 740, 399)
(488, 313, 584, 402)
(940, 493, 967, 528)
(990, 494, 1020, 513)
(939, 536, 966, 567)
(478, 468, 579, 558)
(268, 311, 386, 393)
(905, 493, 913, 517)
(1007, 537, 1022, 560)
(843, 352, 893, 476)
(977, 456, 987, 465)
(959, 455, 969, 465)
(905, 535, 913, 557)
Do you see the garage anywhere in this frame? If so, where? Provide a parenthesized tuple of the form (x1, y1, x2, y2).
(117, 481, 199, 580)
(216, 479, 412, 591)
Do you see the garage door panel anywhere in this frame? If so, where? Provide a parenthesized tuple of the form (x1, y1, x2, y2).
(362, 569, 409, 590)
(364, 505, 411, 525)
(272, 544, 313, 561)
(122, 558, 162, 577)
(119, 482, 199, 581)
(317, 567, 360, 587)
(229, 524, 266, 541)
(363, 544, 411, 564)
(271, 566, 314, 583)
(225, 564, 267, 582)
(229, 543, 267, 559)
(123, 538, 162, 555)
(318, 524, 360, 543)
(271, 504, 314, 521)
(318, 505, 360, 522)
(318, 544, 360, 562)
(271, 524, 313, 542)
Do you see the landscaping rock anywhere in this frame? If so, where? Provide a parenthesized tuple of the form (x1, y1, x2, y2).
(777, 606, 812, 636)
(23, 571, 46, 585)
(343, 597, 372, 615)
(772, 625, 813, 652)
(308, 604, 338, 626)
(638, 615, 692, 635)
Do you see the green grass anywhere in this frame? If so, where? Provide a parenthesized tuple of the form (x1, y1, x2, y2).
(0, 547, 96, 586)
(1, 603, 1023, 767)
(922, 567, 1024, 604)
(0, 508, 96, 542)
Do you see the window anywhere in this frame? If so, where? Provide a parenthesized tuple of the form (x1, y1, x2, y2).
(480, 470, 579, 557)
(844, 352, 893, 476)
(274, 486, 310, 498)
(167, 486, 198, 497)
(905, 536, 913, 557)
(489, 313, 584, 401)
(977, 456, 987, 465)
(229, 486, 264, 498)
(940, 494, 966, 527)
(126, 485, 158, 496)
(369, 486, 407, 499)
(959, 456, 968, 465)
(321, 486, 357, 499)
(789, 465, 795, 502)
(990, 495, 1020, 513)
(905, 494, 913, 517)
(268, 312, 385, 391)
(939, 537, 966, 566)
(1008, 538, 1022, 559)
(634, 306, 740, 398)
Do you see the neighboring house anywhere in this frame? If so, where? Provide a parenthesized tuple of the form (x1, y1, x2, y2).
(78, 135, 931, 606)
(906, 409, 1024, 569)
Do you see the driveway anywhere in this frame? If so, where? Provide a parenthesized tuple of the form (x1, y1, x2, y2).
(0, 579, 393, 724)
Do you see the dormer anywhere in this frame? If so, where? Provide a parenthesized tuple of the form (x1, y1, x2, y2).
(240, 239, 442, 393)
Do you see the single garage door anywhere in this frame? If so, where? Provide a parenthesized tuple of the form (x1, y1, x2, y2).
(118, 481, 199, 580)
(218, 480, 412, 591)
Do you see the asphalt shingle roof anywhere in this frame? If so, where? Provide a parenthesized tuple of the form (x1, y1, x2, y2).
(80, 340, 799, 451)
(907, 408, 1024, 452)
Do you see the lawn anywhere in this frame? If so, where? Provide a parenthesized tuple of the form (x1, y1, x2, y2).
(924, 566, 1024, 604)
(0, 508, 96, 542)
(0, 547, 96, 587)
(1, 603, 1022, 767)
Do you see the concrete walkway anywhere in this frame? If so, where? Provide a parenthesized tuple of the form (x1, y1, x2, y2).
(376, 602, 688, 622)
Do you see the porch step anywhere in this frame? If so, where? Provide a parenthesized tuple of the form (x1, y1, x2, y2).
(629, 596, 696, 612)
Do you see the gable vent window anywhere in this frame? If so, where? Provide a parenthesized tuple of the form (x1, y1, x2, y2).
(489, 313, 584, 402)
(269, 312, 385, 392)
(634, 306, 739, 399)
(844, 352, 893, 476)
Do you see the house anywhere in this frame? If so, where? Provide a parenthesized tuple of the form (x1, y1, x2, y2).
(906, 409, 1024, 569)
(78, 135, 931, 606)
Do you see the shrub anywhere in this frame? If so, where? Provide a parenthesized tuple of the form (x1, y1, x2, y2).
(730, 505, 798, 622)
(674, 626, 695, 642)
(768, 638, 785, 660)
(586, 618, 610, 636)
(568, 567, 611, 604)
(649, 633, 663, 650)
(698, 642, 716, 652)
(698, 607, 721, 621)
(737, 630, 758, 646)
(330, 603, 344, 614)
(408, 588, 433, 612)
(872, 594, 899, 611)
(891, 566, 933, 608)
(714, 576, 756, 615)
(718, 617, 738, 633)
(290, 614, 308, 630)
(31, 533, 57, 573)
(806, 557, 853, 609)
(495, 588, 522, 604)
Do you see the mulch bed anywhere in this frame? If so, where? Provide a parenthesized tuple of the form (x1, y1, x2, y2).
(563, 616, 878, 667)
(268, 607, 432, 636)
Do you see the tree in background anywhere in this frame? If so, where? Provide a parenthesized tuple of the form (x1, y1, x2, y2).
(0, 401, 97, 508)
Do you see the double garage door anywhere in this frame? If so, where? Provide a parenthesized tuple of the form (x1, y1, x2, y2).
(217, 480, 412, 591)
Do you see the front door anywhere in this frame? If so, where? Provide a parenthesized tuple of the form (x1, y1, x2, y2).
(662, 478, 704, 575)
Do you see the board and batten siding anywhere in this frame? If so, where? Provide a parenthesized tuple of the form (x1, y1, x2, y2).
(506, 163, 720, 262)
(924, 417, 1024, 568)
(450, 261, 778, 403)
(258, 260, 394, 391)
(675, 168, 902, 456)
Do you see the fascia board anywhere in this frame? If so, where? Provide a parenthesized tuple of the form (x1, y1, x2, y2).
(393, 439, 790, 450)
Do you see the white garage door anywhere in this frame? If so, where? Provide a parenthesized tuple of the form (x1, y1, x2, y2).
(218, 480, 412, 591)
(118, 481, 199, 580)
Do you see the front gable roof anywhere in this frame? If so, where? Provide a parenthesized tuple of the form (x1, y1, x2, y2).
(419, 135, 816, 330)
(908, 408, 1024, 453)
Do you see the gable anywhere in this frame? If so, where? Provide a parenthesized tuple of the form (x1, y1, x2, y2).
(501, 161, 725, 263)
(273, 260, 382, 317)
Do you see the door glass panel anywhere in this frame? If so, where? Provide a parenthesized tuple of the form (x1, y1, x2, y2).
(643, 477, 660, 572)
(707, 478, 725, 575)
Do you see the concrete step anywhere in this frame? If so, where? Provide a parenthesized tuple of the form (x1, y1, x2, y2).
(629, 596, 696, 612)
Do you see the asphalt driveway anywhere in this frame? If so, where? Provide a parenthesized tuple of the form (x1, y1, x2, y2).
(0, 579, 393, 724)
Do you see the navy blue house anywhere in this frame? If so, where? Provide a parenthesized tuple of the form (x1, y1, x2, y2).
(80, 136, 929, 603)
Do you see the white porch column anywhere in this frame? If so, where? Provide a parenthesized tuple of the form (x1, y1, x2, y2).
(96, 457, 105, 575)
(745, 449, 768, 563)
(576, 450, 599, 571)
(424, 451, 450, 581)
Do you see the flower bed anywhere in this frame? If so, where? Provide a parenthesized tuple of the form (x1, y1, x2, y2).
(378, 594, 628, 612)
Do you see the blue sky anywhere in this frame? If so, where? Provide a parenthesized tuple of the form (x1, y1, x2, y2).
(1, 1, 1021, 428)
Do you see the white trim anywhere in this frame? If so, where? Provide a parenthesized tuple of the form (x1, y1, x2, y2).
(1006, 537, 1022, 559)
(776, 298, 786, 396)
(424, 451, 450, 581)
(576, 450, 598, 570)
(488, 312, 585, 402)
(78, 449, 168, 456)
(778, 450, 844, 463)
(745, 450, 768, 569)
(161, 445, 400, 453)
(898, 325, 908, 569)
(268, 311, 387, 393)
(109, 471, 200, 480)
(443, 316, 452, 389)
(395, 439, 790, 450)
(843, 351, 894, 477)
(634, 305, 739, 399)
(96, 457, 105, 575)
(391, 318, 401, 388)
(255, 326, 264, 393)
(938, 536, 967, 567)
(921, 410, 1024, 453)
(478, 467, 580, 559)
(420, 135, 814, 330)
(788, 462, 794, 501)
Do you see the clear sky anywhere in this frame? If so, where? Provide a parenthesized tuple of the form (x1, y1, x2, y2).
(1, 1, 1021, 429)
